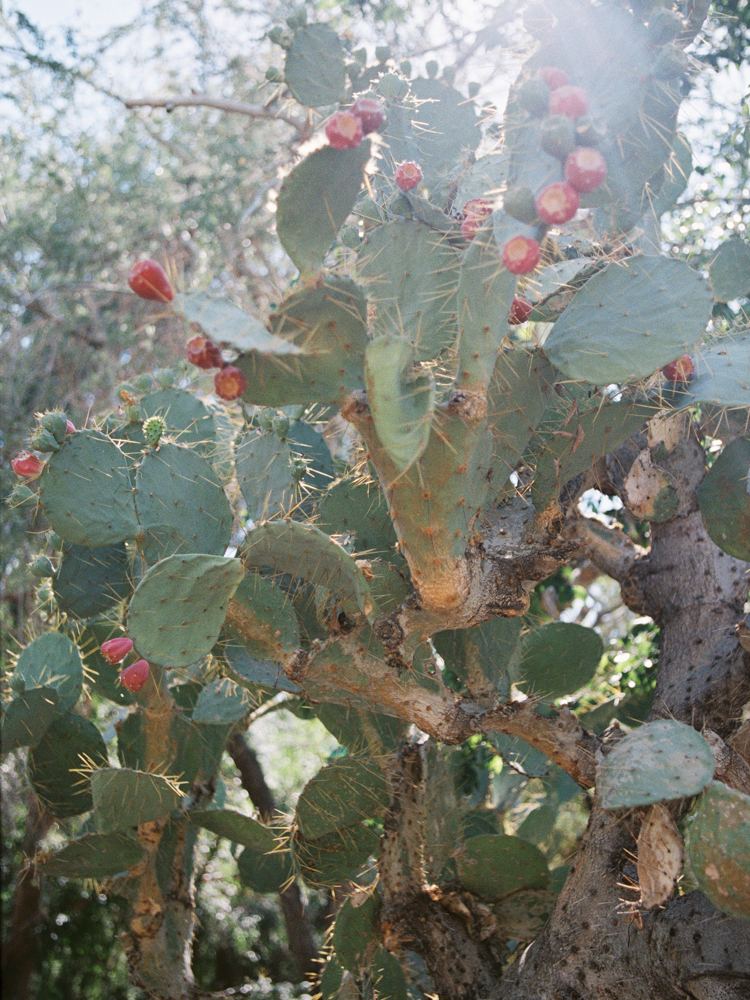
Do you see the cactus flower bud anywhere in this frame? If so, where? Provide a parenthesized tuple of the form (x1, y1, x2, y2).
(101, 637, 135, 664)
(12, 451, 44, 478)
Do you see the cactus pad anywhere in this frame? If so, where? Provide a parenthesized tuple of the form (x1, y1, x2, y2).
(13, 632, 83, 714)
(191, 677, 253, 725)
(292, 821, 380, 887)
(709, 236, 750, 303)
(35, 832, 147, 879)
(295, 756, 389, 839)
(92, 767, 184, 834)
(456, 834, 549, 900)
(28, 712, 108, 818)
(517, 622, 603, 700)
(685, 780, 750, 920)
(237, 843, 295, 893)
(696, 437, 750, 560)
(284, 24, 346, 106)
(1, 687, 59, 754)
(53, 541, 131, 620)
(189, 807, 277, 849)
(235, 429, 296, 521)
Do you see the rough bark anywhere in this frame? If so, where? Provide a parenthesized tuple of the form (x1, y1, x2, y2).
(227, 733, 318, 980)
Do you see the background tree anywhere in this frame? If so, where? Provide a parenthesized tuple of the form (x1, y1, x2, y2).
(2, 1, 750, 999)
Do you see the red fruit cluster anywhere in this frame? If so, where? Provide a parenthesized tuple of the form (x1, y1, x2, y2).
(565, 147, 608, 193)
(394, 161, 422, 191)
(460, 198, 494, 240)
(100, 636, 134, 664)
(128, 260, 174, 302)
(12, 451, 44, 478)
(535, 182, 580, 225)
(214, 365, 248, 401)
(508, 296, 534, 325)
(349, 97, 386, 134)
(120, 659, 150, 692)
(186, 334, 223, 370)
(502, 236, 541, 275)
(549, 85, 589, 120)
(662, 354, 695, 383)
(325, 110, 364, 149)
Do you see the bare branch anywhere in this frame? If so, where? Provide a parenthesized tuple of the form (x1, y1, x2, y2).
(122, 93, 306, 135)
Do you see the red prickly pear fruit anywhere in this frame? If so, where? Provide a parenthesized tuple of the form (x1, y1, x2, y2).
(548, 85, 590, 119)
(460, 198, 494, 240)
(350, 97, 385, 134)
(565, 147, 608, 193)
(66, 419, 76, 435)
(535, 182, 580, 225)
(508, 296, 534, 325)
(100, 637, 135, 664)
(120, 659, 150, 692)
(128, 260, 174, 302)
(394, 161, 422, 191)
(662, 354, 695, 383)
(215, 365, 248, 401)
(502, 236, 541, 275)
(518, 77, 551, 115)
(186, 334, 224, 369)
(503, 186, 539, 225)
(325, 110, 364, 149)
(11, 451, 44, 478)
(537, 66, 569, 90)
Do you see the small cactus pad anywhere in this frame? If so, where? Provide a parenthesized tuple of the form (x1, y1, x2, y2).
(40, 430, 138, 546)
(223, 572, 299, 662)
(189, 807, 277, 850)
(178, 291, 300, 356)
(237, 844, 295, 894)
(235, 429, 296, 521)
(140, 387, 217, 454)
(13, 632, 83, 715)
(1, 687, 59, 754)
(456, 834, 549, 900)
(127, 553, 245, 667)
(284, 23, 346, 107)
(709, 236, 750, 302)
(363, 336, 436, 471)
(317, 478, 399, 561)
(597, 719, 715, 810)
(295, 756, 390, 840)
(433, 617, 522, 699)
(409, 76, 481, 183)
(685, 780, 750, 920)
(543, 256, 712, 384)
(190, 677, 253, 725)
(292, 821, 380, 887)
(276, 144, 370, 278)
(53, 541, 131, 620)
(517, 622, 603, 699)
(241, 520, 376, 618)
(91, 767, 184, 834)
(35, 832, 147, 879)
(28, 712, 109, 818)
(332, 892, 381, 972)
(696, 437, 750, 560)
(672, 334, 750, 409)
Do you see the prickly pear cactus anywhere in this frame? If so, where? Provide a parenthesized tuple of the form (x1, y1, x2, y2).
(6, 3, 749, 997)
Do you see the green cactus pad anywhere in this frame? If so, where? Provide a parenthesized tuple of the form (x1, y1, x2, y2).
(292, 821, 380, 887)
(486, 733, 550, 778)
(645, 133, 692, 220)
(283, 419, 336, 515)
(91, 767, 184, 834)
(597, 719, 715, 810)
(456, 834, 549, 900)
(517, 622, 603, 700)
(433, 617, 521, 698)
(236, 277, 368, 405)
(53, 541, 131, 620)
(544, 256, 712, 385)
(127, 553, 245, 667)
(191, 677, 253, 725)
(189, 807, 276, 850)
(364, 336, 436, 472)
(178, 291, 300, 356)
(40, 430, 138, 547)
(170, 714, 232, 788)
(222, 642, 300, 693)
(277, 144, 371, 278)
(295, 757, 389, 840)
(284, 23, 346, 106)
(241, 520, 376, 618)
(318, 478, 398, 560)
(140, 387, 217, 455)
(696, 437, 750, 560)
(28, 712, 108, 818)
(313, 703, 408, 755)
(317, 957, 345, 1000)
(455, 151, 508, 210)
(709, 236, 750, 302)
(685, 781, 750, 920)
(457, 231, 518, 390)
(358, 221, 460, 360)
(671, 334, 750, 409)
(223, 572, 299, 661)
(235, 429, 296, 521)
(488, 350, 555, 488)
(332, 892, 380, 971)
(1, 687, 59, 754)
(409, 76, 481, 183)
(13, 632, 83, 715)
(36, 832, 147, 879)
(134, 443, 233, 564)
(238, 843, 295, 893)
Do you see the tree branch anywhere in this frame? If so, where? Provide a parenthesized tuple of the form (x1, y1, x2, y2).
(122, 94, 307, 136)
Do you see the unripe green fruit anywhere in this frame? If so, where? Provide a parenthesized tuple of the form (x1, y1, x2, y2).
(265, 67, 284, 83)
(11, 484, 36, 506)
(377, 73, 408, 99)
(133, 373, 153, 393)
(267, 27, 288, 46)
(272, 413, 290, 438)
(400, 60, 412, 76)
(125, 405, 141, 423)
(541, 115, 577, 159)
(426, 60, 439, 79)
(31, 427, 60, 453)
(47, 532, 63, 551)
(442, 66, 456, 86)
(518, 78, 551, 116)
(286, 7, 307, 28)
(353, 48, 367, 65)
(503, 186, 539, 225)
(31, 555, 56, 579)
(155, 368, 175, 389)
(258, 409, 275, 432)
(40, 411, 69, 445)
(339, 225, 361, 249)
(291, 457, 307, 481)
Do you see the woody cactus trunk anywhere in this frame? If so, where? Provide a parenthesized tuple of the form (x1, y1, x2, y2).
(4, 1, 750, 998)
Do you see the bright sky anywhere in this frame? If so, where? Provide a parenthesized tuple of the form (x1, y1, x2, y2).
(13, 0, 142, 32)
